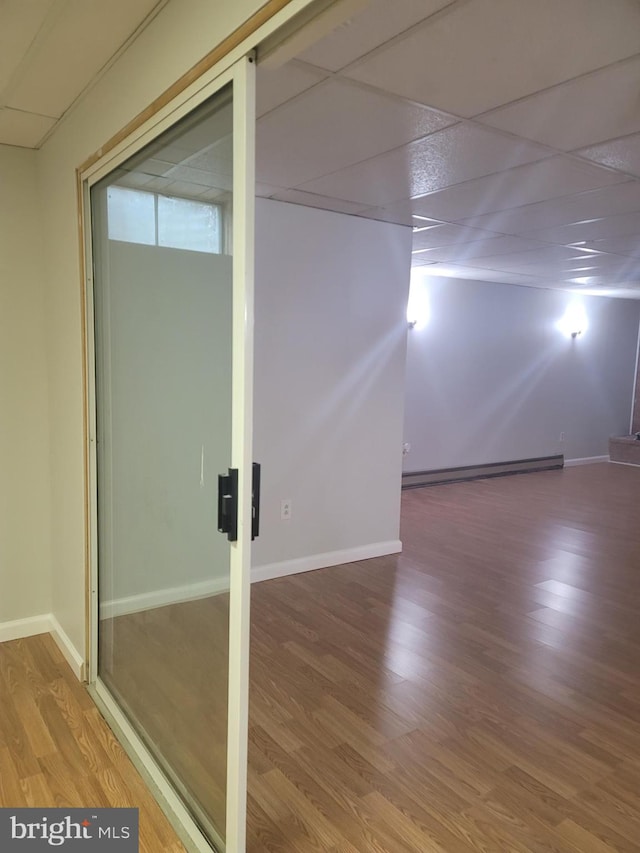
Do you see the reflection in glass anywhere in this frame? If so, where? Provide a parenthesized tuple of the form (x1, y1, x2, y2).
(92, 86, 233, 850)
(158, 194, 222, 253)
(107, 186, 155, 245)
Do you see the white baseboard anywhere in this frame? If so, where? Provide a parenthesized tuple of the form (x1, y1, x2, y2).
(1, 543, 402, 681)
(103, 542, 404, 614)
(564, 455, 609, 467)
(100, 576, 230, 619)
(49, 615, 85, 681)
(251, 540, 403, 584)
(0, 614, 51, 644)
(0, 613, 85, 681)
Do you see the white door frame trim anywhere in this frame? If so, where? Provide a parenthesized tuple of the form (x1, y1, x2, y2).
(80, 55, 255, 853)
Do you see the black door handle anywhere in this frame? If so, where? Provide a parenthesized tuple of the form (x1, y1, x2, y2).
(217, 464, 260, 542)
(252, 462, 261, 541)
(218, 468, 238, 541)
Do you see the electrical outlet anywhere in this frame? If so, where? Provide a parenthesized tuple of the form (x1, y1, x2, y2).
(402, 442, 411, 456)
(281, 499, 292, 521)
(559, 432, 565, 442)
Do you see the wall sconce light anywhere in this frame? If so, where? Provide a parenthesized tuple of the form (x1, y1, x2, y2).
(407, 272, 430, 330)
(557, 302, 588, 339)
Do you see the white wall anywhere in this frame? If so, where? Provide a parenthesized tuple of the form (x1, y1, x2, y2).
(96, 241, 232, 609)
(36, 0, 302, 654)
(403, 275, 640, 471)
(0, 146, 52, 624)
(252, 199, 412, 573)
(94, 199, 411, 607)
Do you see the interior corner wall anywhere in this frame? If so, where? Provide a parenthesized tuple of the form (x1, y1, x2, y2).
(0, 146, 52, 625)
(403, 276, 640, 473)
(36, 0, 305, 658)
(252, 199, 412, 574)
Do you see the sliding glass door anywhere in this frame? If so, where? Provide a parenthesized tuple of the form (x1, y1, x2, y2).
(86, 58, 254, 852)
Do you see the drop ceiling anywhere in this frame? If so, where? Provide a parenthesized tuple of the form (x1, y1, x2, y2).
(0, 0, 166, 148)
(2, 0, 640, 297)
(253, 0, 640, 297)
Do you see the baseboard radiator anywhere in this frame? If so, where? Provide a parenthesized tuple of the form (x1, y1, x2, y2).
(402, 454, 564, 490)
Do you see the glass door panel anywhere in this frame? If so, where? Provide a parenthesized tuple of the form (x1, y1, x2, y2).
(92, 85, 236, 849)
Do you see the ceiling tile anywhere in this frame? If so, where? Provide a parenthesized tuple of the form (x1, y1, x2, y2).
(412, 215, 445, 226)
(159, 135, 232, 170)
(255, 182, 282, 197)
(165, 163, 232, 189)
(566, 272, 640, 286)
(134, 157, 174, 177)
(410, 256, 439, 267)
(0, 0, 55, 93)
(0, 107, 56, 147)
(296, 0, 452, 71)
(130, 133, 234, 195)
(477, 56, 640, 151)
(577, 132, 640, 177)
(417, 263, 544, 286)
(160, 118, 233, 167)
(199, 188, 229, 202)
(142, 176, 175, 192)
(186, 138, 233, 175)
(117, 171, 156, 189)
(467, 245, 597, 270)
(410, 235, 547, 262)
(531, 211, 640, 245)
(251, 0, 640, 296)
(157, 144, 193, 165)
(457, 181, 640, 234)
(412, 223, 499, 250)
(298, 122, 548, 207)
(353, 204, 415, 227)
(344, 0, 640, 117)
(136, 177, 227, 202)
(572, 235, 640, 259)
(157, 180, 209, 199)
(269, 189, 369, 215)
(256, 77, 455, 187)
(256, 61, 328, 117)
(496, 260, 608, 276)
(6, 0, 161, 117)
(376, 156, 626, 224)
(581, 286, 640, 296)
(486, 273, 550, 287)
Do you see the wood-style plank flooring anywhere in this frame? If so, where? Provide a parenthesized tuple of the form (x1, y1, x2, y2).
(1, 463, 640, 852)
(0, 632, 185, 851)
(100, 593, 230, 836)
(247, 463, 640, 851)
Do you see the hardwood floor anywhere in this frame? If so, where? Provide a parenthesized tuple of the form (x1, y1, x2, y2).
(0, 632, 186, 852)
(100, 593, 230, 837)
(246, 463, 640, 851)
(1, 463, 640, 851)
